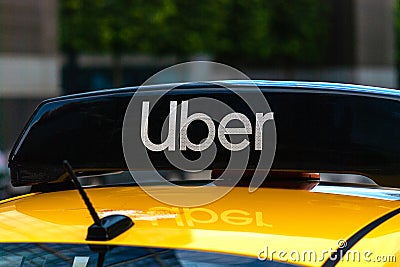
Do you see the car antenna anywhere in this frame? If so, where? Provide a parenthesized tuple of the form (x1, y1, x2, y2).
(63, 160, 134, 241)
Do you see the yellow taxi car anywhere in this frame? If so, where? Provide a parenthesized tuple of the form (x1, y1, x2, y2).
(1, 80, 399, 266)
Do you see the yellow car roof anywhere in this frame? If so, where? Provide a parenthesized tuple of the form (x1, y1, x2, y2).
(0, 186, 398, 266)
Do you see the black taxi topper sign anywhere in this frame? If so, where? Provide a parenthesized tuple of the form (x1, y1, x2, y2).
(8, 81, 400, 188)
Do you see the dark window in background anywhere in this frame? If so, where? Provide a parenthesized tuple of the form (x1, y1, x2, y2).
(62, 64, 166, 94)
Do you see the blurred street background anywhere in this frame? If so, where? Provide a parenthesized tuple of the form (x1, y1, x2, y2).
(0, 0, 398, 197)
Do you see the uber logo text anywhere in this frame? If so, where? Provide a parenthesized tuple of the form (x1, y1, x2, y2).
(141, 100, 274, 152)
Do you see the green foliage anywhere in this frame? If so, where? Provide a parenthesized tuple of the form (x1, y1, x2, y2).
(60, 0, 329, 66)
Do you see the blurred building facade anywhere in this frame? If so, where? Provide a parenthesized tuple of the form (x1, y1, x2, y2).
(0, 0, 398, 151)
(0, 0, 60, 149)
(249, 0, 397, 88)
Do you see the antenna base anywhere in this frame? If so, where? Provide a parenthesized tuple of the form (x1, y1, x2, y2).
(86, 215, 134, 241)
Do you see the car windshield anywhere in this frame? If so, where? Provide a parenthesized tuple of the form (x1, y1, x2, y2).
(0, 243, 297, 267)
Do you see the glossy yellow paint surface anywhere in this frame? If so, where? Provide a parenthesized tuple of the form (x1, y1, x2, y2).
(336, 214, 400, 267)
(0, 186, 398, 266)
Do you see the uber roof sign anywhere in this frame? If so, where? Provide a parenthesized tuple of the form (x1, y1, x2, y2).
(8, 81, 400, 188)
